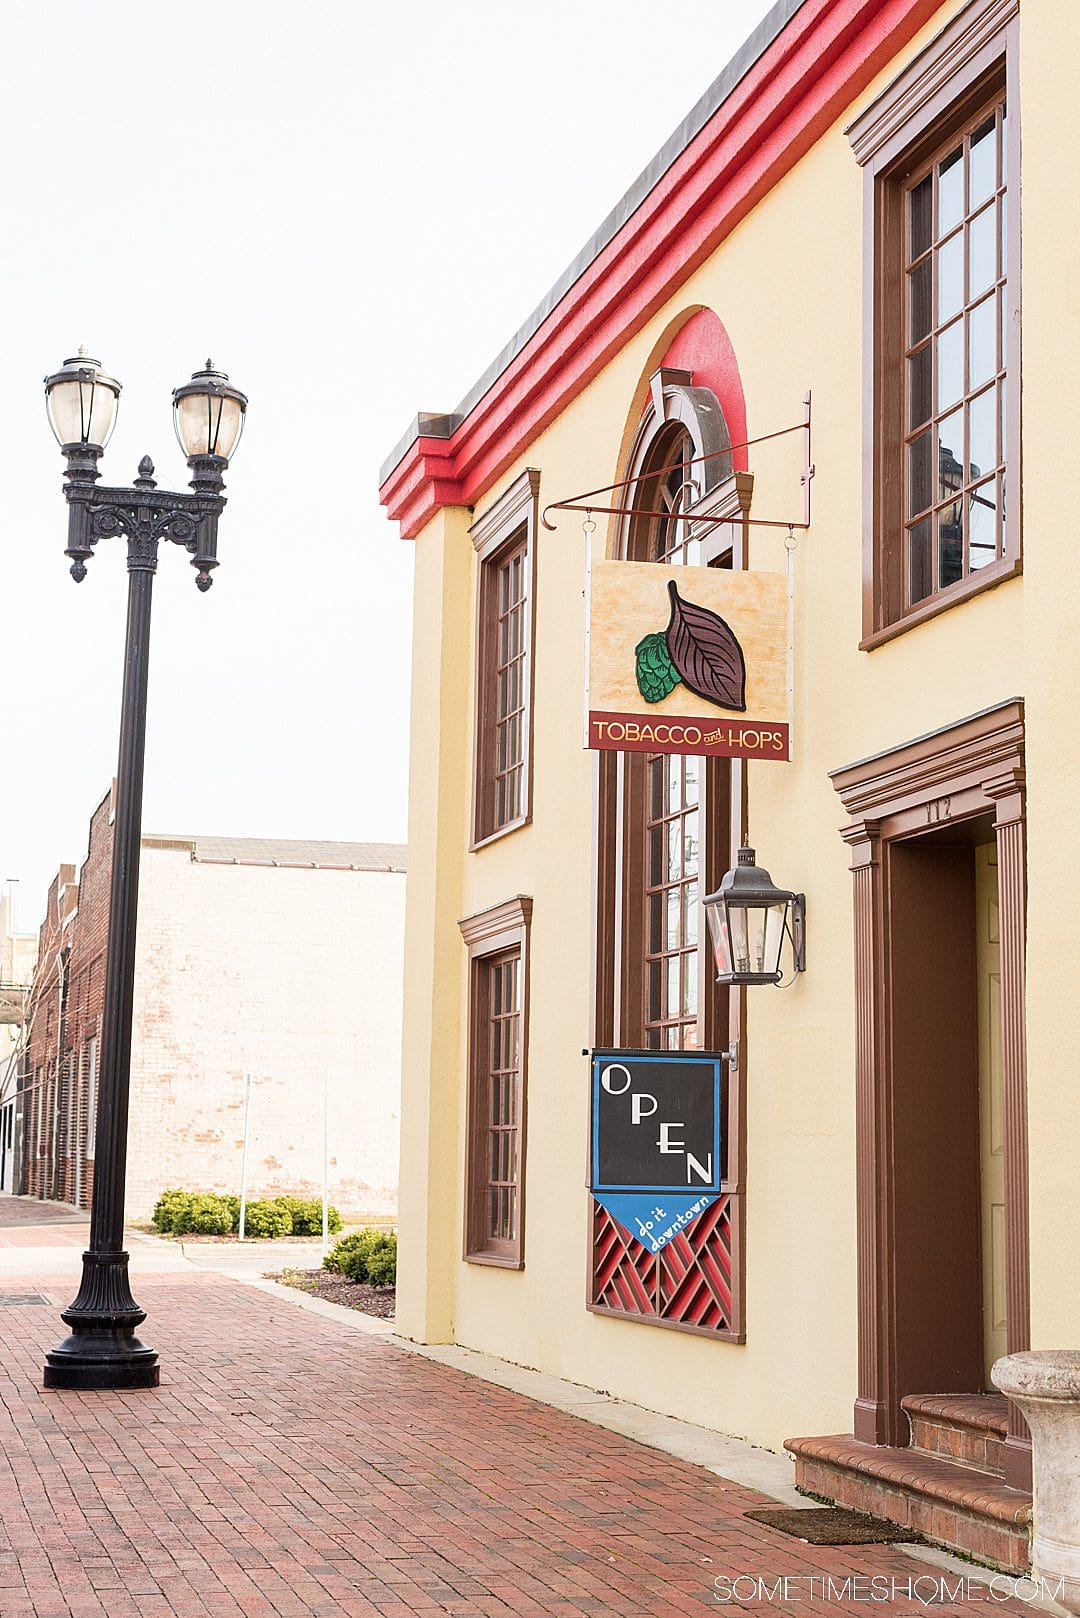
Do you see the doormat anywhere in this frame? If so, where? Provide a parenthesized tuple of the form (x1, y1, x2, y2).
(744, 1507, 924, 1545)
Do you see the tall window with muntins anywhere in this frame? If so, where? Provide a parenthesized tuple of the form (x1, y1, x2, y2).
(652, 432, 701, 557)
(905, 98, 1007, 606)
(483, 951, 521, 1248)
(494, 540, 527, 829)
(850, 0, 1018, 644)
(645, 756, 702, 1049)
(470, 469, 539, 847)
(636, 424, 708, 1051)
(460, 895, 530, 1268)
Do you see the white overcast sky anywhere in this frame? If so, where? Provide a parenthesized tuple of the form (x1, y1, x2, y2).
(1, 0, 774, 932)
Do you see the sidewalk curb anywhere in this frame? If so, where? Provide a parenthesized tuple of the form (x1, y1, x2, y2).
(241, 1275, 397, 1334)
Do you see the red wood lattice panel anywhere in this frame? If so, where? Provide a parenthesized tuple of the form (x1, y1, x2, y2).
(590, 1194, 733, 1332)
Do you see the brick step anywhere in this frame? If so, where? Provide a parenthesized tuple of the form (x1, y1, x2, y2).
(785, 1432, 1031, 1573)
(903, 1393, 1009, 1474)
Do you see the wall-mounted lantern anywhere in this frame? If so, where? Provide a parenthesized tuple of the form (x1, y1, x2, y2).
(703, 846, 805, 987)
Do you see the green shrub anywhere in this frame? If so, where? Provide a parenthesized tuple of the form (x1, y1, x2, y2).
(364, 1240, 397, 1287)
(152, 1189, 193, 1233)
(274, 1196, 342, 1236)
(183, 1193, 234, 1236)
(153, 1189, 235, 1235)
(322, 1229, 373, 1274)
(154, 1188, 344, 1239)
(243, 1199, 293, 1239)
(324, 1228, 396, 1286)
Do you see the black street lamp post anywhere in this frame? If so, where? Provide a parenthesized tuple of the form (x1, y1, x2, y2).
(41, 351, 247, 1391)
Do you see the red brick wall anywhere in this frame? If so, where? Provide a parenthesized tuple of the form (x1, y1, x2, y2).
(22, 792, 112, 1208)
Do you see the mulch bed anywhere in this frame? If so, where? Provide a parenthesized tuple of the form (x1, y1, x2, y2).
(274, 1267, 396, 1320)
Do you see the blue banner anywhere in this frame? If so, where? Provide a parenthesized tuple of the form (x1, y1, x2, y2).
(589, 1050, 724, 1251)
(594, 1190, 718, 1253)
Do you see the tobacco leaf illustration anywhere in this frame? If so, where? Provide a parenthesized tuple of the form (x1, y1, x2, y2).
(635, 631, 681, 703)
(663, 579, 746, 711)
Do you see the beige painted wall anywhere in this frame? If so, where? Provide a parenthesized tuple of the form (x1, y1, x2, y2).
(127, 848, 404, 1220)
(397, 0, 1076, 1453)
(1016, 0, 1080, 1341)
(0, 895, 35, 1096)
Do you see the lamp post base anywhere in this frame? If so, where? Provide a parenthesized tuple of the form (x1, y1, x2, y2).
(43, 1250, 159, 1391)
(44, 1341, 160, 1391)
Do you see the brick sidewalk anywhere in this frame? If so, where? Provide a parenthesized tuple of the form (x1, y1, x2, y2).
(0, 1198, 85, 1227)
(0, 1258, 1034, 1617)
(0, 1198, 88, 1246)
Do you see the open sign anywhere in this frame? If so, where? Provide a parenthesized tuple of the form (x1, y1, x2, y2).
(589, 1050, 723, 1196)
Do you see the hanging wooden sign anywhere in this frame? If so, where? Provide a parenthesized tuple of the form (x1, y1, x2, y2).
(589, 1049, 724, 1252)
(586, 561, 790, 761)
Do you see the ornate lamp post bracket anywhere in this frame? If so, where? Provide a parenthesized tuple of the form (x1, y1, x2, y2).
(64, 453, 225, 589)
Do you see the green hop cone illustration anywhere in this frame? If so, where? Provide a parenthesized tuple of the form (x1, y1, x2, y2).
(635, 631, 681, 704)
(631, 583, 746, 710)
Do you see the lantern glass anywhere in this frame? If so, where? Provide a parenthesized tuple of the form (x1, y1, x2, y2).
(174, 390, 244, 460)
(756, 901, 789, 977)
(45, 355, 120, 448)
(728, 905, 750, 976)
(708, 899, 734, 976)
(172, 364, 247, 462)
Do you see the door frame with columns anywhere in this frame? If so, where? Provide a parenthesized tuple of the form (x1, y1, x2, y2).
(830, 699, 1030, 1491)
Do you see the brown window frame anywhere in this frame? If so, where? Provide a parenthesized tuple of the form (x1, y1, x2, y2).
(470, 470, 540, 848)
(590, 372, 749, 1340)
(459, 895, 532, 1268)
(605, 406, 750, 1055)
(850, 0, 1020, 647)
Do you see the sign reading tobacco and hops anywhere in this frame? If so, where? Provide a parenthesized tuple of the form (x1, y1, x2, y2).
(587, 561, 790, 761)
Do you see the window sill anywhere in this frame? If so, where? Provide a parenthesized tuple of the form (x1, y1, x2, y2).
(464, 1249, 525, 1270)
(586, 1302, 745, 1343)
(861, 555, 1021, 651)
(469, 813, 531, 854)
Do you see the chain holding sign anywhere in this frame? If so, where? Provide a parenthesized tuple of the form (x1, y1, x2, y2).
(586, 563, 790, 761)
(589, 1049, 725, 1253)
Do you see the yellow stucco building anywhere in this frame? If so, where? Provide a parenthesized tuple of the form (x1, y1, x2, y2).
(379, 0, 1079, 1571)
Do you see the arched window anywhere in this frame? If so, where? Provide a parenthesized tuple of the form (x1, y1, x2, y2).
(596, 369, 746, 1053)
(622, 367, 733, 565)
(636, 423, 699, 562)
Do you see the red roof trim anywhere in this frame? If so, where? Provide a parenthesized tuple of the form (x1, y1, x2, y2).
(380, 0, 943, 540)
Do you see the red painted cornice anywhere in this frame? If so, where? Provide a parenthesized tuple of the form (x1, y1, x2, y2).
(379, 437, 464, 526)
(380, 0, 944, 540)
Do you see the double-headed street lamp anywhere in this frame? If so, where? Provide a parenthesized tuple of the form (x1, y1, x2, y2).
(41, 350, 247, 1390)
